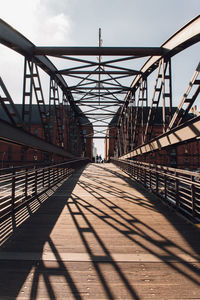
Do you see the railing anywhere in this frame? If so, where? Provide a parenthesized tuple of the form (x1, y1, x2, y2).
(0, 158, 89, 221)
(111, 158, 200, 221)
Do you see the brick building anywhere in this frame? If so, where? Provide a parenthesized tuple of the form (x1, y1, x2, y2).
(0, 104, 93, 168)
(105, 107, 200, 170)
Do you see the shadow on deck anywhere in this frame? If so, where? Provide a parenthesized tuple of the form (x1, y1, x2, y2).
(0, 163, 199, 299)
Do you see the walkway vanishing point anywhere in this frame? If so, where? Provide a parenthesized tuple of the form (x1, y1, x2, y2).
(0, 163, 200, 300)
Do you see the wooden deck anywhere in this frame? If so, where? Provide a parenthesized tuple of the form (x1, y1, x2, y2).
(0, 163, 200, 299)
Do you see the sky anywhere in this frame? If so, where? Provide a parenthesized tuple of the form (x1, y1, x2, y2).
(0, 0, 199, 157)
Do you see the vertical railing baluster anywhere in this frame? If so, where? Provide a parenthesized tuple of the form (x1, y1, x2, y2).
(34, 168, 38, 196)
(191, 175, 196, 217)
(53, 166, 55, 183)
(175, 171, 179, 209)
(43, 168, 45, 188)
(164, 171, 167, 200)
(149, 165, 152, 189)
(156, 166, 158, 193)
(48, 167, 50, 188)
(144, 165, 147, 187)
(11, 169, 16, 215)
(56, 166, 59, 183)
(24, 168, 28, 200)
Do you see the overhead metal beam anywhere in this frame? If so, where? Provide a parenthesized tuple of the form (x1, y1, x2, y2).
(34, 47, 167, 56)
(70, 87, 131, 90)
(59, 70, 140, 75)
(0, 19, 34, 56)
(0, 119, 75, 158)
(75, 101, 124, 104)
(121, 115, 200, 159)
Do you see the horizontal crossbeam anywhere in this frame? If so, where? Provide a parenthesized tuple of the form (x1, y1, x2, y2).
(59, 70, 140, 75)
(69, 87, 132, 90)
(34, 47, 167, 56)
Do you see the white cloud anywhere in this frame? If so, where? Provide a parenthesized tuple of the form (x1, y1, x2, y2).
(0, 0, 73, 103)
(38, 13, 72, 45)
(0, 0, 72, 45)
(1, 0, 40, 39)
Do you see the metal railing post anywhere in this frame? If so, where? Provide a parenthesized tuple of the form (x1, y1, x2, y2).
(11, 169, 16, 214)
(175, 171, 179, 209)
(48, 167, 50, 188)
(42, 168, 45, 187)
(164, 171, 167, 200)
(191, 176, 196, 217)
(56, 166, 59, 183)
(24, 168, 28, 200)
(53, 166, 55, 183)
(149, 166, 152, 189)
(34, 168, 38, 196)
(144, 165, 147, 187)
(156, 166, 158, 193)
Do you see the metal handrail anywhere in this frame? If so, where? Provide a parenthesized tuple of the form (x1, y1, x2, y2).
(0, 158, 89, 221)
(111, 158, 200, 221)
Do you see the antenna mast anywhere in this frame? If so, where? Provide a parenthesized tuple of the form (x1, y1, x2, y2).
(98, 28, 102, 105)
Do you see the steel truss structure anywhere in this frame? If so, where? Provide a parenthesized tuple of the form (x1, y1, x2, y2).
(0, 15, 199, 161)
(117, 15, 200, 159)
(0, 19, 84, 159)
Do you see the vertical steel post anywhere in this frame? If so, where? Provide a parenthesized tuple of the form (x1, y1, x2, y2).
(144, 165, 147, 187)
(149, 166, 152, 189)
(162, 58, 172, 133)
(164, 171, 167, 200)
(175, 171, 179, 209)
(53, 166, 55, 183)
(11, 169, 16, 214)
(24, 168, 28, 200)
(191, 176, 196, 217)
(42, 168, 45, 187)
(48, 167, 51, 188)
(22, 58, 33, 132)
(34, 168, 38, 196)
(156, 166, 158, 193)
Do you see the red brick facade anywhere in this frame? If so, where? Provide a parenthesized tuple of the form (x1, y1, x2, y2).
(105, 107, 200, 170)
(0, 105, 93, 168)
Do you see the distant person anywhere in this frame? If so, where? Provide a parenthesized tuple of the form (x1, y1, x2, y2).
(96, 154, 99, 163)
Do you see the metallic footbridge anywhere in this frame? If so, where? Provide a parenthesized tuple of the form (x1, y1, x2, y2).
(0, 15, 200, 300)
